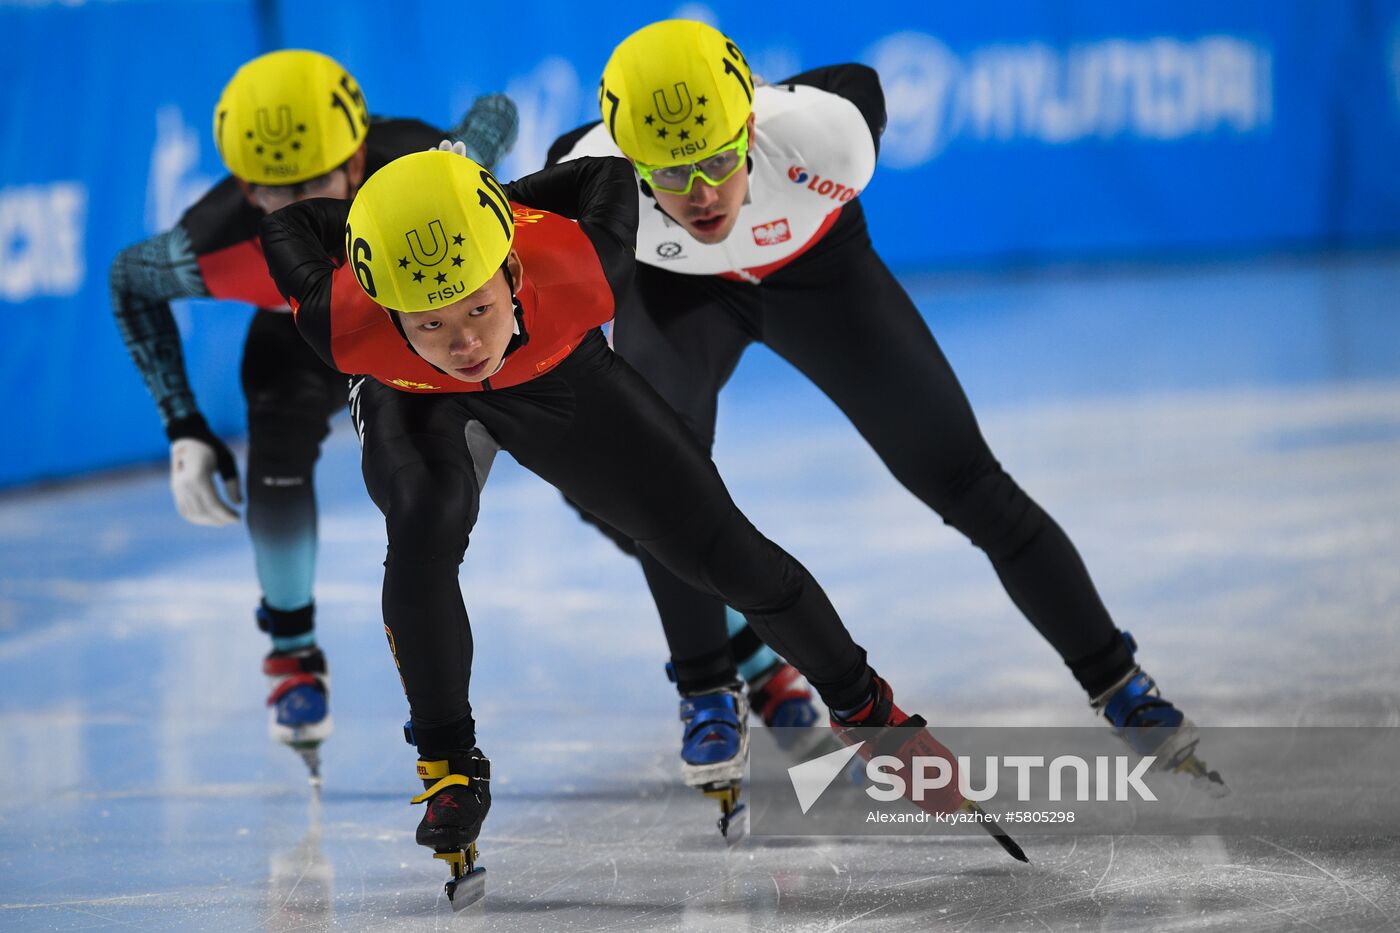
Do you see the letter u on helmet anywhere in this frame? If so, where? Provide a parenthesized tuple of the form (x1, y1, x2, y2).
(344, 150, 516, 313)
(214, 49, 369, 186)
(599, 19, 754, 166)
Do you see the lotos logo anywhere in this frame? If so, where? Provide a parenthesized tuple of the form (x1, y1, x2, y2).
(787, 165, 809, 184)
(800, 173, 860, 203)
(512, 208, 546, 224)
(390, 378, 441, 390)
(752, 218, 791, 246)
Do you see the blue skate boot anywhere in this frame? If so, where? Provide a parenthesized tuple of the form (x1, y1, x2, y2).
(263, 646, 332, 783)
(748, 660, 855, 764)
(1091, 633, 1227, 796)
(749, 661, 821, 728)
(678, 682, 749, 841)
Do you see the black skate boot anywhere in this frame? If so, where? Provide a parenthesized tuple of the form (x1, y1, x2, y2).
(411, 748, 491, 910)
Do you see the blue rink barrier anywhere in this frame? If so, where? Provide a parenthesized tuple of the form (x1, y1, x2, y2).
(3, 0, 1400, 487)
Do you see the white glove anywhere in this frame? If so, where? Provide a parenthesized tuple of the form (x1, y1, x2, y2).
(433, 139, 469, 157)
(170, 437, 242, 526)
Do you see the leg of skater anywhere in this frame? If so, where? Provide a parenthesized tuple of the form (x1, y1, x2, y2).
(356, 377, 498, 905)
(761, 233, 1223, 790)
(241, 308, 345, 777)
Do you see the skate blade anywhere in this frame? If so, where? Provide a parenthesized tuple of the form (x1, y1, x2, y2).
(436, 847, 485, 911)
(961, 801, 1029, 863)
(294, 745, 323, 786)
(1152, 728, 1229, 798)
(1171, 754, 1230, 798)
(1142, 723, 1230, 798)
(445, 867, 486, 911)
(718, 803, 748, 845)
(702, 782, 746, 845)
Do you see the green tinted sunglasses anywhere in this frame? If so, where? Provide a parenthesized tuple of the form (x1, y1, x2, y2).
(635, 126, 749, 195)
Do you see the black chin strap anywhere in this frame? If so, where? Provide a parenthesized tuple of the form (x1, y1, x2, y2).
(502, 292, 529, 358)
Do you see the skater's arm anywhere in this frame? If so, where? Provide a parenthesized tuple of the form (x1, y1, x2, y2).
(506, 156, 638, 298)
(258, 198, 348, 371)
(108, 226, 213, 439)
(445, 94, 520, 171)
(778, 64, 886, 155)
(110, 226, 241, 524)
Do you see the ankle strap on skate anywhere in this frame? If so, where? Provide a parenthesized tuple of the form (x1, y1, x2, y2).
(263, 649, 326, 678)
(266, 673, 324, 706)
(412, 755, 491, 804)
(416, 756, 491, 782)
(679, 691, 744, 742)
(412, 774, 472, 804)
(866, 713, 927, 758)
(1092, 666, 1164, 726)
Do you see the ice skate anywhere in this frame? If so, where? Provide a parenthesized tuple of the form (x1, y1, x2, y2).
(748, 661, 846, 762)
(1092, 632, 1228, 797)
(831, 675, 1028, 863)
(263, 646, 332, 783)
(412, 749, 491, 910)
(679, 683, 749, 841)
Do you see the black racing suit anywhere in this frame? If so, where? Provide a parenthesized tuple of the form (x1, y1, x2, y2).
(548, 65, 1135, 698)
(259, 157, 877, 755)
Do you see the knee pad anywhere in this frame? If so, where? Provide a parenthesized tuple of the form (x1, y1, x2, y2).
(937, 467, 1046, 562)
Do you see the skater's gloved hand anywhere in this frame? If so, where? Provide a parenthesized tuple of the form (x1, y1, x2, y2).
(166, 414, 242, 526)
(433, 139, 469, 158)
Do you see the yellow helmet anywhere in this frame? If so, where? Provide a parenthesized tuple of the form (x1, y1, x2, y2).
(214, 49, 369, 186)
(343, 150, 516, 313)
(599, 19, 754, 166)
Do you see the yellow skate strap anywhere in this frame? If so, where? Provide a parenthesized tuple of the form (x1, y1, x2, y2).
(417, 759, 450, 780)
(411, 774, 470, 804)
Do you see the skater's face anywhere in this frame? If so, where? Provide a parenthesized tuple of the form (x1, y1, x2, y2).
(238, 144, 369, 214)
(396, 251, 524, 383)
(646, 114, 755, 246)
